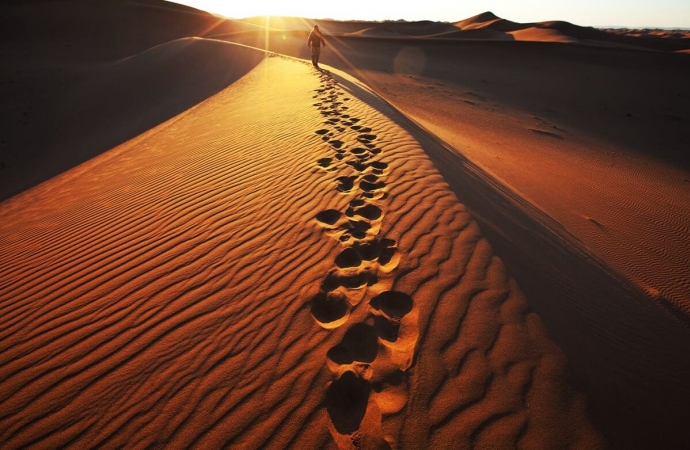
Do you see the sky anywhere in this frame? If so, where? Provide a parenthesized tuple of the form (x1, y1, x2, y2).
(171, 0, 690, 28)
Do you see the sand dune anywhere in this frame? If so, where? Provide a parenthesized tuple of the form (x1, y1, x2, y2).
(2, 2, 690, 449)
(0, 46, 604, 448)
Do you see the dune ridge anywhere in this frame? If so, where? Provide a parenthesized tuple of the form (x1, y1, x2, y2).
(0, 43, 603, 448)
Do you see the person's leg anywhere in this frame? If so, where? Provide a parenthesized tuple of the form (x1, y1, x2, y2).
(313, 45, 321, 67)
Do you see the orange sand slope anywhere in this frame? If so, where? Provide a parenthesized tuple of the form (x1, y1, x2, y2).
(0, 47, 603, 448)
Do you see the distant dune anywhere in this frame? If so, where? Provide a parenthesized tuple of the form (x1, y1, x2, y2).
(1, 2, 690, 450)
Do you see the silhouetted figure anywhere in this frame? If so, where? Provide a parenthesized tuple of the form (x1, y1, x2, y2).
(307, 25, 326, 68)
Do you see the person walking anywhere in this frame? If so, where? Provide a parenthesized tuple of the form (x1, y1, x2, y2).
(307, 25, 326, 68)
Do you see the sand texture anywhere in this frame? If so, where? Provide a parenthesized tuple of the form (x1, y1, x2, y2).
(2, 2, 690, 449)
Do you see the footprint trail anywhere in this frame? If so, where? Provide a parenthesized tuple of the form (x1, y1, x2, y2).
(310, 68, 418, 449)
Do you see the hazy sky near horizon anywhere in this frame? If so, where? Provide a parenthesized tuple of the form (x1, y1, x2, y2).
(172, 0, 690, 28)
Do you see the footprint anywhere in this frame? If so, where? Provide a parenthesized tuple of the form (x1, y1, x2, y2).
(335, 247, 363, 268)
(329, 140, 345, 149)
(317, 158, 336, 170)
(371, 314, 401, 342)
(360, 178, 386, 193)
(357, 134, 377, 143)
(347, 204, 382, 221)
(378, 239, 398, 267)
(370, 291, 413, 320)
(336, 176, 357, 192)
(350, 147, 368, 156)
(369, 291, 414, 342)
(323, 270, 376, 291)
(327, 323, 379, 364)
(357, 127, 373, 133)
(345, 161, 368, 172)
(345, 219, 372, 238)
(371, 161, 388, 171)
(316, 209, 342, 226)
(311, 291, 350, 328)
(326, 371, 371, 434)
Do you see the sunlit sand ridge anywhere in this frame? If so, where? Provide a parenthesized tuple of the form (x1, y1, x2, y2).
(0, 43, 604, 448)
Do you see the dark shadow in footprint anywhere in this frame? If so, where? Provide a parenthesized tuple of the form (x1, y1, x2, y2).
(379, 239, 398, 265)
(346, 219, 371, 239)
(371, 161, 388, 170)
(328, 323, 379, 364)
(351, 147, 368, 156)
(346, 161, 368, 172)
(335, 153, 345, 161)
(336, 176, 357, 192)
(318, 158, 333, 168)
(329, 140, 345, 149)
(311, 291, 349, 324)
(370, 291, 413, 319)
(358, 134, 377, 141)
(360, 180, 386, 193)
(353, 204, 382, 221)
(326, 371, 371, 434)
(355, 241, 380, 261)
(316, 209, 341, 225)
(335, 247, 362, 268)
(352, 238, 396, 262)
(323, 271, 376, 291)
(372, 314, 400, 342)
(357, 127, 373, 133)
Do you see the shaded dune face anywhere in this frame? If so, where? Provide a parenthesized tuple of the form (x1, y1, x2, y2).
(0, 50, 602, 448)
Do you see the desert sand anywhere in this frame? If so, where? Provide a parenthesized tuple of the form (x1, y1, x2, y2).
(1, 1, 690, 449)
